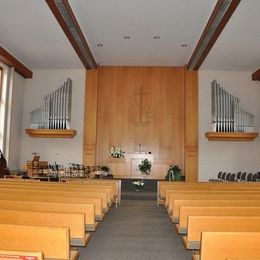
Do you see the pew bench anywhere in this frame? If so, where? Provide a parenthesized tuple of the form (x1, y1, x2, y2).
(0, 209, 88, 247)
(192, 231, 260, 260)
(0, 224, 79, 260)
(168, 194, 260, 215)
(183, 216, 260, 250)
(177, 206, 260, 234)
(171, 199, 260, 223)
(0, 191, 104, 221)
(0, 199, 97, 231)
(0, 250, 43, 260)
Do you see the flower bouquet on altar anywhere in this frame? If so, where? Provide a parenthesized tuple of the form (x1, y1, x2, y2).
(132, 180, 144, 191)
(109, 146, 125, 158)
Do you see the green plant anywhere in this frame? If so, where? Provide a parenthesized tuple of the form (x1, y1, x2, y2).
(165, 165, 181, 181)
(138, 159, 152, 175)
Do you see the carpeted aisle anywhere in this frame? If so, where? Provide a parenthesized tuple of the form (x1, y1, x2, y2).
(79, 200, 192, 260)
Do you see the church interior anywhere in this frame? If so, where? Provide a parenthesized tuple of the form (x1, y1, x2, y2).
(0, 0, 259, 259)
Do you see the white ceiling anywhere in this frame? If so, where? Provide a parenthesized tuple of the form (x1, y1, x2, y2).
(0, 0, 83, 69)
(0, 1, 258, 71)
(201, 0, 260, 71)
(70, 0, 217, 66)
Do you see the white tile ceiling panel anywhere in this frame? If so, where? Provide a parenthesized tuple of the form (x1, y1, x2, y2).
(70, 0, 217, 66)
(201, 0, 260, 71)
(0, 0, 83, 69)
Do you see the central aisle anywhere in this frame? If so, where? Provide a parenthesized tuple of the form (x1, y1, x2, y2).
(79, 200, 192, 260)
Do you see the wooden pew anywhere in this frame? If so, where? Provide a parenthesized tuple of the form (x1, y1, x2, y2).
(165, 189, 260, 208)
(0, 209, 88, 247)
(0, 191, 104, 221)
(0, 181, 114, 202)
(0, 250, 43, 260)
(183, 216, 260, 249)
(0, 199, 97, 231)
(158, 181, 260, 204)
(0, 185, 109, 210)
(193, 232, 260, 260)
(177, 206, 260, 234)
(172, 200, 260, 223)
(168, 194, 260, 216)
(0, 224, 78, 260)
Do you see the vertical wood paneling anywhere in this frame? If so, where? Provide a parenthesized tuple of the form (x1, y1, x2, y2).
(83, 69, 99, 165)
(184, 70, 198, 182)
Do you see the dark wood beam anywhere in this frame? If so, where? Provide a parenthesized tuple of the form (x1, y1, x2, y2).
(46, 0, 97, 70)
(252, 68, 260, 81)
(0, 47, 33, 78)
(188, 0, 241, 70)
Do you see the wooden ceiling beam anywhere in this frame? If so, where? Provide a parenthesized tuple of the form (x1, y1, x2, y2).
(0, 47, 32, 78)
(46, 0, 97, 70)
(252, 68, 260, 81)
(188, 0, 241, 70)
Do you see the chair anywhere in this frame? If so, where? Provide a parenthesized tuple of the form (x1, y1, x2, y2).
(236, 171, 242, 181)
(240, 172, 247, 181)
(246, 173, 253, 182)
(226, 173, 231, 181)
(221, 172, 226, 181)
(252, 173, 258, 182)
(230, 173, 236, 182)
(217, 171, 222, 180)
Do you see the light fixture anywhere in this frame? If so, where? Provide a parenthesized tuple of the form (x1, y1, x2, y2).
(123, 36, 131, 40)
(154, 36, 160, 40)
(97, 43, 103, 47)
(181, 43, 188, 47)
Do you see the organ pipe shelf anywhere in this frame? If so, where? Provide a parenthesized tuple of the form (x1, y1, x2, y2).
(25, 129, 77, 138)
(205, 132, 259, 141)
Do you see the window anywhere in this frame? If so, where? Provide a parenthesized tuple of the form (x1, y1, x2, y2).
(0, 61, 14, 162)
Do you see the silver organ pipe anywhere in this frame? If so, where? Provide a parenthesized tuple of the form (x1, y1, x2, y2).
(211, 80, 254, 133)
(30, 78, 72, 130)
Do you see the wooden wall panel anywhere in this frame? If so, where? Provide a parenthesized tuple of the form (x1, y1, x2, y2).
(83, 66, 198, 180)
(96, 67, 185, 179)
(184, 70, 198, 182)
(83, 70, 99, 165)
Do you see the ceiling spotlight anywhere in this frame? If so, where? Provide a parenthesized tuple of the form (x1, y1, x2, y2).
(97, 43, 103, 47)
(123, 36, 131, 40)
(154, 36, 160, 40)
(181, 43, 188, 47)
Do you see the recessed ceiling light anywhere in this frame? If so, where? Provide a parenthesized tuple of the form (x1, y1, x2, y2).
(97, 43, 103, 47)
(181, 43, 188, 47)
(123, 36, 131, 40)
(154, 36, 160, 40)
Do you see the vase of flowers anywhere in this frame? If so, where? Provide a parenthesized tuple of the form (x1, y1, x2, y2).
(138, 159, 152, 176)
(132, 180, 144, 191)
(109, 146, 125, 158)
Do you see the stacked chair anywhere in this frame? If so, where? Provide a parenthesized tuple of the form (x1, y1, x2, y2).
(210, 171, 260, 182)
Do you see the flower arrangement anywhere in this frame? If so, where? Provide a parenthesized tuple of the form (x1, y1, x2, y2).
(165, 165, 181, 181)
(132, 180, 144, 191)
(109, 146, 125, 158)
(138, 159, 152, 175)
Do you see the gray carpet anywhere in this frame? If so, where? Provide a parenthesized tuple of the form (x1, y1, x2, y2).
(79, 200, 192, 260)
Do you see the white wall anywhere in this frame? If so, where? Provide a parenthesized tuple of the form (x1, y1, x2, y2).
(8, 72, 25, 170)
(199, 70, 260, 181)
(20, 69, 85, 167)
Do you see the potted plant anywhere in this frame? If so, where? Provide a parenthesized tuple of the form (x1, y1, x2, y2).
(165, 165, 181, 181)
(132, 180, 144, 191)
(100, 166, 110, 176)
(138, 159, 152, 176)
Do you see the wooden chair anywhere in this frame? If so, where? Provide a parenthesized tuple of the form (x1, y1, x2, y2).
(193, 231, 260, 260)
(0, 224, 79, 260)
